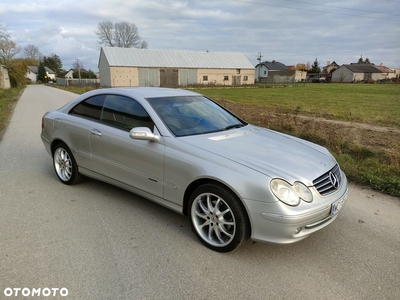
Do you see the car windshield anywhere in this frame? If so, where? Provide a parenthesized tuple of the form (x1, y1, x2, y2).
(147, 96, 247, 137)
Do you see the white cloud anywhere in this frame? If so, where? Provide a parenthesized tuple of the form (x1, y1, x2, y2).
(0, 0, 399, 70)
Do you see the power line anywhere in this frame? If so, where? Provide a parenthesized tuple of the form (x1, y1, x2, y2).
(284, 0, 400, 17)
(231, 0, 400, 22)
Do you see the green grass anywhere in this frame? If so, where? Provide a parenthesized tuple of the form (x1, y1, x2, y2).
(0, 87, 24, 138)
(191, 84, 400, 127)
(53, 85, 96, 94)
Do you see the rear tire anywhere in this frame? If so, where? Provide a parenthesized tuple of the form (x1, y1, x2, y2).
(189, 183, 249, 252)
(52, 142, 83, 185)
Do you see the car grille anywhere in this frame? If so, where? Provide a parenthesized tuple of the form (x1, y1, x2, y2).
(313, 164, 342, 196)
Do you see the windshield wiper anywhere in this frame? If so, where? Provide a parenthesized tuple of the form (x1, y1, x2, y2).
(225, 123, 245, 130)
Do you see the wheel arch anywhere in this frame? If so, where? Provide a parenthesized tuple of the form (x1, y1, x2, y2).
(182, 178, 252, 238)
(50, 138, 68, 155)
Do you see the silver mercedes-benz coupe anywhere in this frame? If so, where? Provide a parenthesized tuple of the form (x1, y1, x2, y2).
(41, 87, 348, 252)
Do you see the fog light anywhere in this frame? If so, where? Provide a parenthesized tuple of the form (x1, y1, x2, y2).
(294, 227, 302, 234)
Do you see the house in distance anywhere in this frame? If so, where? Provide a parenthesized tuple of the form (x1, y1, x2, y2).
(98, 47, 255, 87)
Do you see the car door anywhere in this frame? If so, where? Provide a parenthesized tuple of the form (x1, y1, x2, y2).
(66, 94, 106, 172)
(89, 94, 165, 198)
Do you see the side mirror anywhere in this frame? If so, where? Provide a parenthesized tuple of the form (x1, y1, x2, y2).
(129, 127, 160, 142)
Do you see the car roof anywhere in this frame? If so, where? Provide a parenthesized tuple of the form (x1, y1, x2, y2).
(93, 87, 200, 99)
(58, 87, 203, 114)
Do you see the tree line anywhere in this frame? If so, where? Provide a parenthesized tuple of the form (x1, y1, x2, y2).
(1, 24, 99, 86)
(1, 19, 148, 87)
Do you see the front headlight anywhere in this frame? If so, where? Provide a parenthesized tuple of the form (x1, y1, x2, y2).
(270, 179, 313, 206)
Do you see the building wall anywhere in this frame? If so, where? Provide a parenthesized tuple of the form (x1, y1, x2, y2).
(332, 67, 383, 82)
(197, 68, 254, 85)
(64, 70, 74, 79)
(0, 66, 11, 89)
(295, 70, 307, 82)
(103, 65, 254, 87)
(46, 72, 56, 80)
(26, 70, 37, 82)
(265, 70, 307, 83)
(332, 67, 353, 82)
(254, 65, 269, 80)
(390, 68, 400, 78)
(179, 69, 197, 86)
(98, 51, 112, 87)
(378, 71, 396, 79)
(109, 67, 139, 87)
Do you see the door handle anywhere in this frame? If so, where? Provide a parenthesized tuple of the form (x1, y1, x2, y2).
(91, 129, 102, 136)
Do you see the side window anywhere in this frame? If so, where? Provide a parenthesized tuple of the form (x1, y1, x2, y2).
(69, 95, 105, 121)
(101, 95, 154, 131)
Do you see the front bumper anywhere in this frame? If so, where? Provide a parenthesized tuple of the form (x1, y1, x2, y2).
(245, 174, 348, 244)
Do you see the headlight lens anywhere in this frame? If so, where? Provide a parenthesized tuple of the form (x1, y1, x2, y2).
(270, 179, 313, 206)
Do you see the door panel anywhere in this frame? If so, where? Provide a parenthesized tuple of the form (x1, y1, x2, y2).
(89, 94, 164, 197)
(65, 94, 106, 171)
(62, 116, 96, 171)
(89, 124, 164, 197)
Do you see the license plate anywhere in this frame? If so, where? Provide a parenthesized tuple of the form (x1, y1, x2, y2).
(331, 190, 348, 216)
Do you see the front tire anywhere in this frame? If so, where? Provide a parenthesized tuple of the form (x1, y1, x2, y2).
(189, 183, 249, 252)
(53, 142, 83, 185)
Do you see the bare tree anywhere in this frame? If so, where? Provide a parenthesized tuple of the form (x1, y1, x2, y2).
(0, 38, 21, 64)
(23, 44, 42, 61)
(95, 20, 148, 48)
(0, 24, 18, 64)
(72, 59, 84, 70)
(0, 24, 10, 40)
(139, 40, 148, 49)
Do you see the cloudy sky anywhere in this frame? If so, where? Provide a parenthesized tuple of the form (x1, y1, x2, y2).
(1, 0, 399, 71)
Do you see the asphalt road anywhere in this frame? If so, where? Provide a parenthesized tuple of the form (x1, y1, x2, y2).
(1, 85, 399, 300)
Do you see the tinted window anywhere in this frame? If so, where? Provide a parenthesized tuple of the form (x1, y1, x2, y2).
(70, 95, 105, 120)
(101, 95, 154, 131)
(148, 96, 246, 136)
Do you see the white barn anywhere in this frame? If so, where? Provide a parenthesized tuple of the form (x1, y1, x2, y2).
(98, 47, 255, 87)
(331, 64, 382, 83)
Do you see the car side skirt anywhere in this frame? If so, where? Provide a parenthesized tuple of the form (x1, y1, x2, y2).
(79, 167, 184, 214)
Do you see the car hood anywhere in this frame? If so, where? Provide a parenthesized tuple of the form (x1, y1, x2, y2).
(181, 125, 336, 186)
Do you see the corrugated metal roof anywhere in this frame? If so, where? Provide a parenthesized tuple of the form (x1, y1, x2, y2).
(374, 65, 392, 73)
(101, 47, 255, 69)
(344, 64, 381, 73)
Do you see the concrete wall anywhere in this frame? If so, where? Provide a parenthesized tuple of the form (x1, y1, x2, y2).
(265, 70, 307, 83)
(0, 65, 11, 89)
(57, 78, 100, 87)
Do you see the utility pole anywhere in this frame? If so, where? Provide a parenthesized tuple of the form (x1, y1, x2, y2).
(257, 52, 263, 83)
(77, 59, 81, 81)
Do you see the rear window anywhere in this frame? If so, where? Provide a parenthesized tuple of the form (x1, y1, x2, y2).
(70, 95, 105, 120)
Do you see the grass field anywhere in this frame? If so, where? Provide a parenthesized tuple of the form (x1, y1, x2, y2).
(191, 84, 400, 127)
(0, 87, 24, 139)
